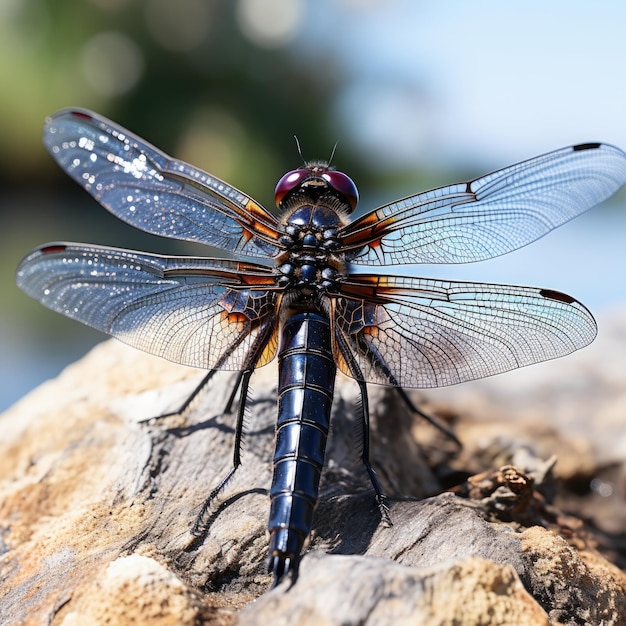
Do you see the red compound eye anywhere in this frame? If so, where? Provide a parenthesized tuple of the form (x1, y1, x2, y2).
(274, 169, 310, 207)
(321, 170, 359, 212)
(274, 166, 359, 212)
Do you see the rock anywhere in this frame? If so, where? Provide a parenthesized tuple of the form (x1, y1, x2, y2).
(1, 310, 625, 625)
(519, 526, 626, 625)
(59, 555, 202, 626)
(239, 554, 550, 626)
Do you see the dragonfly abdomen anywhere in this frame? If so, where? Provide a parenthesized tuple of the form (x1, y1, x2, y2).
(268, 310, 336, 585)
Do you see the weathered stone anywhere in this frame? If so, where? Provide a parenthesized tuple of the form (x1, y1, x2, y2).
(1, 310, 625, 625)
(238, 554, 550, 626)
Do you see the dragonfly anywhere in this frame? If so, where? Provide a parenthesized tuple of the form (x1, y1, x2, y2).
(16, 108, 626, 587)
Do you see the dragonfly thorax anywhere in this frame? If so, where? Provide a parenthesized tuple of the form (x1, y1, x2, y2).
(275, 204, 345, 294)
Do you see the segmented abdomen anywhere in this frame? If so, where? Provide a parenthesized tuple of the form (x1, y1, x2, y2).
(268, 310, 336, 581)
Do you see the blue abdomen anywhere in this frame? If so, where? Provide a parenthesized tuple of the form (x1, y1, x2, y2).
(268, 310, 336, 582)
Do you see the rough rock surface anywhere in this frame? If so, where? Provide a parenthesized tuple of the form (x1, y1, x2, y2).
(1, 311, 625, 625)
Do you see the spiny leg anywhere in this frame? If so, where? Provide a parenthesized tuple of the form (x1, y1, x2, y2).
(394, 386, 462, 449)
(191, 316, 276, 535)
(352, 334, 462, 449)
(192, 367, 254, 535)
(222, 370, 246, 415)
(336, 328, 460, 524)
(354, 377, 392, 526)
(335, 329, 391, 525)
(141, 315, 259, 425)
(138, 369, 246, 424)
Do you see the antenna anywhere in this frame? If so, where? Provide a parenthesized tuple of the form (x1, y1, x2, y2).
(293, 135, 305, 165)
(328, 139, 340, 166)
(292, 136, 340, 166)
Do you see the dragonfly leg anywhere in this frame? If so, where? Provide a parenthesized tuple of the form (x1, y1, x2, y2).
(222, 370, 245, 415)
(334, 329, 391, 524)
(139, 369, 246, 425)
(355, 377, 392, 527)
(192, 367, 254, 535)
(394, 387, 462, 449)
(353, 333, 461, 449)
(192, 317, 276, 535)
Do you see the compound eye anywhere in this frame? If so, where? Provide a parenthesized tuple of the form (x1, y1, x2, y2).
(274, 169, 310, 207)
(321, 170, 359, 212)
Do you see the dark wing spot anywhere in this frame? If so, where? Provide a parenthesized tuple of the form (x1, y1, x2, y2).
(539, 288, 576, 304)
(573, 142, 601, 151)
(70, 110, 94, 121)
(41, 245, 68, 254)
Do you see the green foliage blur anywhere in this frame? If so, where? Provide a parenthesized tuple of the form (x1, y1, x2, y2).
(0, 0, 375, 195)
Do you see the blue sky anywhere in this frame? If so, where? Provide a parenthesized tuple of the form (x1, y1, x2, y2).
(300, 1, 626, 169)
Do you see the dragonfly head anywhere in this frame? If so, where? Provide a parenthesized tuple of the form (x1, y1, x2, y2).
(274, 163, 359, 213)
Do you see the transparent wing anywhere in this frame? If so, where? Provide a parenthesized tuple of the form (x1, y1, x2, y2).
(341, 143, 626, 265)
(44, 108, 281, 259)
(16, 243, 280, 370)
(333, 274, 596, 388)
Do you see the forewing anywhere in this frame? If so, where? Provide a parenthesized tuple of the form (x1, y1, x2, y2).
(333, 274, 596, 388)
(342, 143, 626, 265)
(16, 244, 279, 370)
(44, 109, 281, 258)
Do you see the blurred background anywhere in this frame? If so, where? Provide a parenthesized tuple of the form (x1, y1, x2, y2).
(2, 0, 626, 411)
